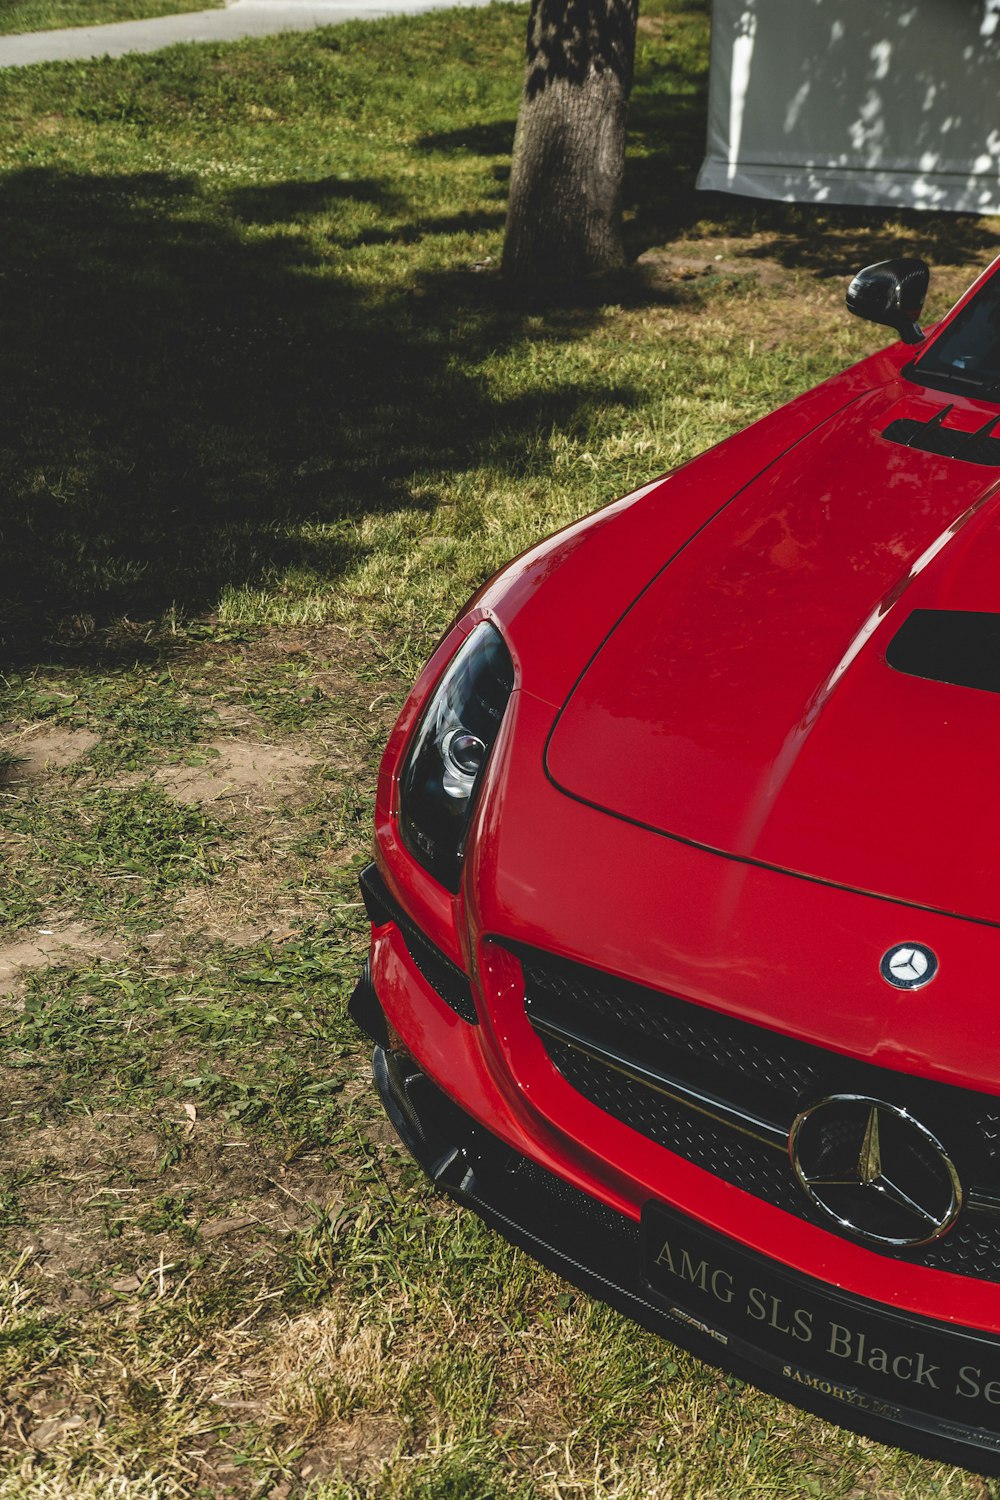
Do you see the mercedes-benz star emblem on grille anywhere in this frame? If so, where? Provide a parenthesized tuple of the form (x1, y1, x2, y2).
(880, 942, 938, 989)
(789, 1095, 962, 1247)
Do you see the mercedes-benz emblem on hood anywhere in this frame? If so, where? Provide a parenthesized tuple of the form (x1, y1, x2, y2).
(789, 1095, 961, 1247)
(880, 942, 938, 989)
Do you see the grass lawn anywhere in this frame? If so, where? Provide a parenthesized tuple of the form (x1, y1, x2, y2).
(0, 2, 998, 1495)
(0, 0, 224, 35)
(0, 0, 222, 36)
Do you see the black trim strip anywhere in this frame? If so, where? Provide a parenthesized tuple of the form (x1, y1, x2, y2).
(348, 958, 390, 1048)
(359, 863, 478, 1025)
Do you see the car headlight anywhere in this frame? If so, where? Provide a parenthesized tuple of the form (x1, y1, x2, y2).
(399, 621, 515, 891)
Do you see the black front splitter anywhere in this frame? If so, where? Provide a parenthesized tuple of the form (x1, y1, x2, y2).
(354, 1001, 1000, 1476)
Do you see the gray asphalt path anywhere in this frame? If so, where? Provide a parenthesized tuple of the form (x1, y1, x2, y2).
(0, 0, 492, 68)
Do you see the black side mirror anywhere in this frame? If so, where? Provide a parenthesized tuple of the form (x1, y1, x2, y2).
(846, 259, 929, 345)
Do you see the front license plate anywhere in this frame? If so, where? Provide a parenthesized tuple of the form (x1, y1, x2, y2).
(641, 1201, 1000, 1439)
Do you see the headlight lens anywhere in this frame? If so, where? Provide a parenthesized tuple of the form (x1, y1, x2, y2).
(399, 622, 515, 890)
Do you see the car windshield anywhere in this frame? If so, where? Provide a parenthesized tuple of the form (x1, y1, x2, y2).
(910, 272, 1000, 397)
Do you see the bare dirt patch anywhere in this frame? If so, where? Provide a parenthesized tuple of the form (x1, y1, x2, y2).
(1, 1101, 347, 1286)
(0, 921, 122, 994)
(245, 623, 359, 666)
(636, 246, 791, 289)
(296, 1414, 402, 1487)
(153, 739, 317, 811)
(0, 727, 100, 784)
(146, 623, 400, 951)
(232, 1306, 405, 1486)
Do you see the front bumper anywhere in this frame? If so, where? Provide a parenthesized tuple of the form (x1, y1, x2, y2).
(351, 959, 1000, 1475)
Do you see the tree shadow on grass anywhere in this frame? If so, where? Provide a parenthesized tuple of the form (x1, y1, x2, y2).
(336, 208, 507, 252)
(415, 121, 515, 162)
(227, 174, 398, 225)
(7, 13, 992, 671)
(0, 166, 645, 664)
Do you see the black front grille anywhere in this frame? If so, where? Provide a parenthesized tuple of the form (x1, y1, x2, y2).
(515, 944, 1000, 1282)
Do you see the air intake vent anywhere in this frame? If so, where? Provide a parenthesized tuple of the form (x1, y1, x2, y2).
(887, 609, 1000, 695)
(882, 405, 1000, 465)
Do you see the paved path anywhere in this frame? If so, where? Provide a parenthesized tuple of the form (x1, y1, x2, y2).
(0, 0, 492, 69)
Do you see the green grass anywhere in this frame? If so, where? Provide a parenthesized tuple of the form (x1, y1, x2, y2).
(1, 2, 999, 1496)
(0, 0, 223, 35)
(0, 783, 226, 928)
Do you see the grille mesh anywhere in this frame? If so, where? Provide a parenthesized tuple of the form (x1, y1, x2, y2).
(550, 972, 821, 1105)
(516, 946, 1000, 1282)
(545, 1039, 802, 1216)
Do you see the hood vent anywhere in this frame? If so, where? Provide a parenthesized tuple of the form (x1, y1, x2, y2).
(887, 609, 1000, 694)
(883, 405, 1000, 466)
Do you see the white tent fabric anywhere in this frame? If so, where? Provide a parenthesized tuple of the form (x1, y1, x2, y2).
(697, 0, 1000, 213)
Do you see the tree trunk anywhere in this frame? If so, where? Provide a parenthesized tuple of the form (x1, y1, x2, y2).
(502, 0, 639, 283)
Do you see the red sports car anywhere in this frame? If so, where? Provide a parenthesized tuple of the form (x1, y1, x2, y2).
(351, 257, 1000, 1472)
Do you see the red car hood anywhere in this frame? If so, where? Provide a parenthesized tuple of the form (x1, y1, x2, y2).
(546, 381, 1000, 924)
